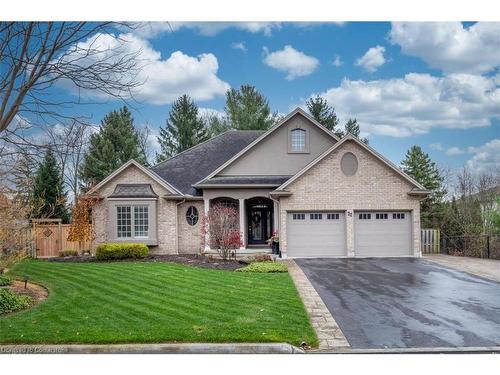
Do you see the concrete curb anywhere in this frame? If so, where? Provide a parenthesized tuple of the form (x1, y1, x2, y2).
(311, 346, 500, 354)
(0, 343, 304, 354)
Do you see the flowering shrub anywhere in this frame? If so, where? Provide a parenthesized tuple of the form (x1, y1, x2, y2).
(201, 204, 242, 260)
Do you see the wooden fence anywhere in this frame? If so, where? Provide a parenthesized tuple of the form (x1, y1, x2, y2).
(34, 221, 93, 258)
(421, 229, 440, 254)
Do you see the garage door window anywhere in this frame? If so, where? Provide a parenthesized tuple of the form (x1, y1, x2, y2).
(292, 213, 305, 220)
(375, 213, 388, 220)
(310, 213, 323, 220)
(393, 213, 406, 219)
(359, 213, 371, 220)
(327, 213, 340, 220)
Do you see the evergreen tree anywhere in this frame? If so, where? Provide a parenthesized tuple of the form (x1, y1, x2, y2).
(79, 106, 147, 186)
(401, 145, 446, 228)
(343, 119, 369, 144)
(224, 85, 276, 130)
(155, 95, 208, 162)
(306, 96, 340, 134)
(31, 148, 70, 223)
(441, 197, 464, 237)
(205, 115, 231, 138)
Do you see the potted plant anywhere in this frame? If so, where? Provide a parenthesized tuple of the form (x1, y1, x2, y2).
(266, 232, 280, 256)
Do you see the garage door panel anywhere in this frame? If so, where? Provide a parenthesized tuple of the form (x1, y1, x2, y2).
(287, 212, 346, 257)
(355, 211, 411, 257)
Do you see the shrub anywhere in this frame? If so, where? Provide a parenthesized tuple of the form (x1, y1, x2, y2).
(236, 261, 288, 273)
(0, 289, 33, 314)
(59, 250, 79, 257)
(95, 243, 149, 261)
(0, 274, 11, 286)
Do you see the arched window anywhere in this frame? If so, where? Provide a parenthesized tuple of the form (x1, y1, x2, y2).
(185, 206, 199, 226)
(211, 197, 238, 210)
(290, 128, 306, 152)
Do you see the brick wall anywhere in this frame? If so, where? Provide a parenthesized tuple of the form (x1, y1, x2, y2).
(92, 164, 178, 254)
(177, 201, 204, 254)
(278, 140, 422, 257)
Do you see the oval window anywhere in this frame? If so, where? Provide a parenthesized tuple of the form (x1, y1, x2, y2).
(186, 206, 199, 226)
(341, 152, 358, 176)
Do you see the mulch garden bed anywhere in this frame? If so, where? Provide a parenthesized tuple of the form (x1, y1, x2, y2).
(7, 280, 49, 303)
(47, 254, 244, 271)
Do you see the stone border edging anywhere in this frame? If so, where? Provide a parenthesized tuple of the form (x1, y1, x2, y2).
(0, 343, 304, 354)
(284, 260, 350, 351)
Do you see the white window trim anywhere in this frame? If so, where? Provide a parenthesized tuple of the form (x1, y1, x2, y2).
(288, 126, 310, 154)
(108, 199, 157, 245)
(116, 204, 150, 239)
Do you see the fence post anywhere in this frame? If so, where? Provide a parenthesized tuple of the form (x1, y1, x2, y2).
(487, 235, 490, 259)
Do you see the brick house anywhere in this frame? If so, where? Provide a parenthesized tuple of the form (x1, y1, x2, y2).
(88, 108, 429, 258)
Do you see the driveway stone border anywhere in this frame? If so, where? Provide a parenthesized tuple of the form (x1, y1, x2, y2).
(424, 254, 500, 283)
(284, 259, 350, 351)
(0, 343, 303, 354)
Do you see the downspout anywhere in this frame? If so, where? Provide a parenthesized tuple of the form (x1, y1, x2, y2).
(175, 199, 186, 255)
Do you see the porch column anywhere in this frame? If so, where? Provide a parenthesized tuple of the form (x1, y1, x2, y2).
(273, 200, 279, 234)
(239, 198, 246, 250)
(204, 198, 210, 252)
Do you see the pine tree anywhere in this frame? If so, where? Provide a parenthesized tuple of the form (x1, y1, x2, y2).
(224, 85, 276, 130)
(155, 95, 208, 162)
(306, 96, 340, 134)
(79, 106, 147, 186)
(343, 119, 369, 144)
(31, 148, 70, 223)
(401, 145, 446, 228)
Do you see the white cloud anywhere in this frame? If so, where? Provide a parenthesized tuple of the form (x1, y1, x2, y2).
(332, 55, 343, 67)
(446, 147, 466, 156)
(389, 22, 500, 74)
(231, 42, 247, 53)
(315, 72, 500, 137)
(58, 33, 229, 105)
(430, 143, 444, 151)
(133, 22, 282, 38)
(466, 139, 500, 172)
(263, 45, 319, 80)
(198, 107, 226, 120)
(355, 45, 386, 72)
(131, 22, 345, 39)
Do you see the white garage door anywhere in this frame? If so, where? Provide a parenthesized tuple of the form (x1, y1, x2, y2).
(287, 212, 346, 257)
(354, 211, 412, 257)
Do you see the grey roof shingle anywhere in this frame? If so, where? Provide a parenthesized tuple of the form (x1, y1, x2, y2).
(150, 130, 265, 196)
(197, 175, 292, 186)
(108, 184, 158, 198)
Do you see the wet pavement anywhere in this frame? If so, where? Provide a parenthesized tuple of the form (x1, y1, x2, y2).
(296, 258, 500, 349)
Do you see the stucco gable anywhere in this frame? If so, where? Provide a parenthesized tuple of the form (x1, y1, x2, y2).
(203, 108, 338, 179)
(277, 136, 427, 194)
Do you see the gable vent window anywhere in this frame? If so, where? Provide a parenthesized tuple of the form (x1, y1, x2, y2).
(290, 128, 306, 152)
(292, 213, 305, 220)
(393, 213, 406, 220)
(359, 213, 371, 220)
(376, 213, 388, 220)
(310, 213, 323, 220)
(186, 206, 199, 226)
(327, 213, 340, 220)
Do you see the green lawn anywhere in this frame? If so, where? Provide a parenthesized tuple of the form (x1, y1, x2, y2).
(0, 260, 317, 346)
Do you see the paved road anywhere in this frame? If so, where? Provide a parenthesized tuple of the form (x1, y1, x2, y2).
(296, 258, 500, 349)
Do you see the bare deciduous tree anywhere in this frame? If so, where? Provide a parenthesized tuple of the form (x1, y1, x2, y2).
(0, 22, 142, 134)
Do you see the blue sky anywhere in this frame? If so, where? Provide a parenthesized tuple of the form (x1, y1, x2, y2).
(39, 22, 500, 172)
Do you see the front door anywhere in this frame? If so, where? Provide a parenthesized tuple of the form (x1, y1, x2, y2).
(247, 198, 273, 245)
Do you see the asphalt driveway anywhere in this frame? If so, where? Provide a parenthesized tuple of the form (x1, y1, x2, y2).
(295, 258, 500, 349)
